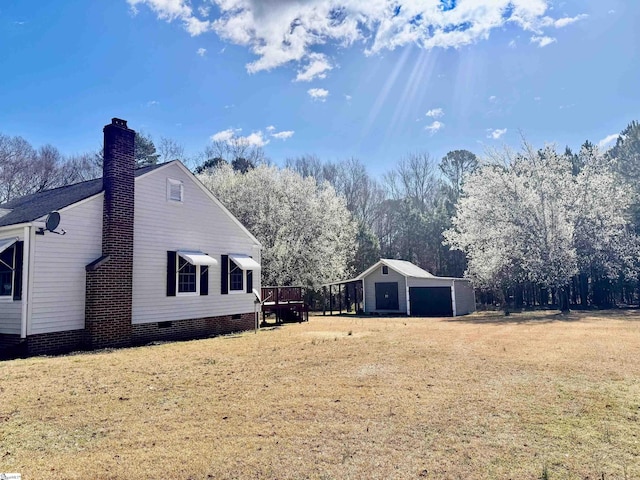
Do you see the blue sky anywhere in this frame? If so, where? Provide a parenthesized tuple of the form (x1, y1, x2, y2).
(1, 0, 638, 176)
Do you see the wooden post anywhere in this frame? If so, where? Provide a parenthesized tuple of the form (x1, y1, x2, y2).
(329, 284, 333, 316)
(323, 286, 327, 316)
(339, 284, 342, 314)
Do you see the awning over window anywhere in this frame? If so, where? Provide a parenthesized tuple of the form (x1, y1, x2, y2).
(229, 253, 261, 270)
(177, 251, 218, 266)
(0, 237, 17, 255)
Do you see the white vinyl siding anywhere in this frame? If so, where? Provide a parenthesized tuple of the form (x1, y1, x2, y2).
(132, 163, 260, 324)
(0, 228, 23, 334)
(0, 301, 21, 334)
(363, 267, 407, 314)
(453, 280, 476, 316)
(30, 195, 103, 335)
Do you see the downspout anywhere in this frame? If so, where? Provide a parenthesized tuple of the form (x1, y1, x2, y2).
(20, 226, 31, 338)
(405, 275, 410, 316)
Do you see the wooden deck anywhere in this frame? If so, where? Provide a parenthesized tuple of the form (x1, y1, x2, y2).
(261, 286, 309, 324)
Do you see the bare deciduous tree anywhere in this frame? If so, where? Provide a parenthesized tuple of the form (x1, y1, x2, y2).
(158, 137, 185, 163)
(384, 152, 438, 210)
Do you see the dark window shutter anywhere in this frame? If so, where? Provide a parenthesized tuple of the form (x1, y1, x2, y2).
(13, 241, 23, 301)
(221, 255, 228, 294)
(167, 251, 177, 296)
(246, 270, 253, 293)
(200, 266, 209, 296)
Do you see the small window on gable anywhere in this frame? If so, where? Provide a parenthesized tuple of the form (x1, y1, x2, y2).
(167, 178, 184, 203)
(382, 265, 389, 275)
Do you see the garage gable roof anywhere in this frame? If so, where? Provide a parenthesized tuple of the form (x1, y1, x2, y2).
(357, 259, 435, 280)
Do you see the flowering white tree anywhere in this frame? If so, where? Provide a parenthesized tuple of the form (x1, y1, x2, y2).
(445, 144, 637, 310)
(198, 164, 357, 287)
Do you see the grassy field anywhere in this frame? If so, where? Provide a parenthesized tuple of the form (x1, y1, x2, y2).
(1, 310, 639, 479)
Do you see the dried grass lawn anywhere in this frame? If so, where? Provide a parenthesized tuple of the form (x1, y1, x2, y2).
(1, 310, 639, 479)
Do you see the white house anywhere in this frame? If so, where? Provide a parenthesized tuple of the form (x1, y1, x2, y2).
(0, 118, 261, 356)
(326, 259, 475, 317)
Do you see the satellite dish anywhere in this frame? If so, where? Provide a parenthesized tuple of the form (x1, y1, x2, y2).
(45, 212, 61, 232)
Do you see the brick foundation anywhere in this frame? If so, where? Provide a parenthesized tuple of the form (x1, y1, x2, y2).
(132, 313, 256, 345)
(26, 329, 85, 356)
(0, 313, 256, 359)
(0, 334, 26, 359)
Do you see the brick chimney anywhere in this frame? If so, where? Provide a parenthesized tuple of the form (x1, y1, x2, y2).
(85, 118, 135, 349)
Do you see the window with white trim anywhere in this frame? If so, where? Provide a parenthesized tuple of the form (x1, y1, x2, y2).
(0, 240, 22, 300)
(220, 254, 256, 295)
(229, 259, 244, 292)
(166, 251, 211, 297)
(0, 246, 15, 297)
(167, 178, 184, 202)
(177, 256, 198, 295)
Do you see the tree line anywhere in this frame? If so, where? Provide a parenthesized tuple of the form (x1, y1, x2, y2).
(0, 131, 184, 203)
(198, 121, 640, 312)
(3, 120, 640, 311)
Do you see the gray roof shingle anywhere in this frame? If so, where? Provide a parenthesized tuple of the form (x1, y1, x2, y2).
(0, 163, 164, 228)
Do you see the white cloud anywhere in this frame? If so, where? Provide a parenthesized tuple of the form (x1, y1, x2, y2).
(242, 131, 269, 147)
(426, 107, 444, 118)
(197, 47, 207, 56)
(530, 35, 556, 47)
(295, 53, 333, 82)
(308, 88, 329, 101)
(488, 95, 497, 102)
(425, 121, 444, 134)
(211, 128, 239, 143)
(551, 14, 588, 28)
(271, 130, 295, 140)
(608, 10, 616, 14)
(147, 100, 159, 107)
(212, 126, 294, 146)
(598, 133, 619, 149)
(508, 39, 517, 48)
(130, 0, 584, 80)
(345, 94, 352, 101)
(487, 128, 507, 140)
(127, 0, 212, 36)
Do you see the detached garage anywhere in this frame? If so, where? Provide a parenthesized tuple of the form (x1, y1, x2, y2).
(325, 259, 475, 317)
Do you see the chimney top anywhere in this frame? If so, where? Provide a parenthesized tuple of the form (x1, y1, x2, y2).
(110, 118, 130, 129)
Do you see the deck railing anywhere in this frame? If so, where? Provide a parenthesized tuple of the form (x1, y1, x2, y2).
(261, 286, 303, 304)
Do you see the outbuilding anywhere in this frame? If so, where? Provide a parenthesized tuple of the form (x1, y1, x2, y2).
(325, 259, 475, 317)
